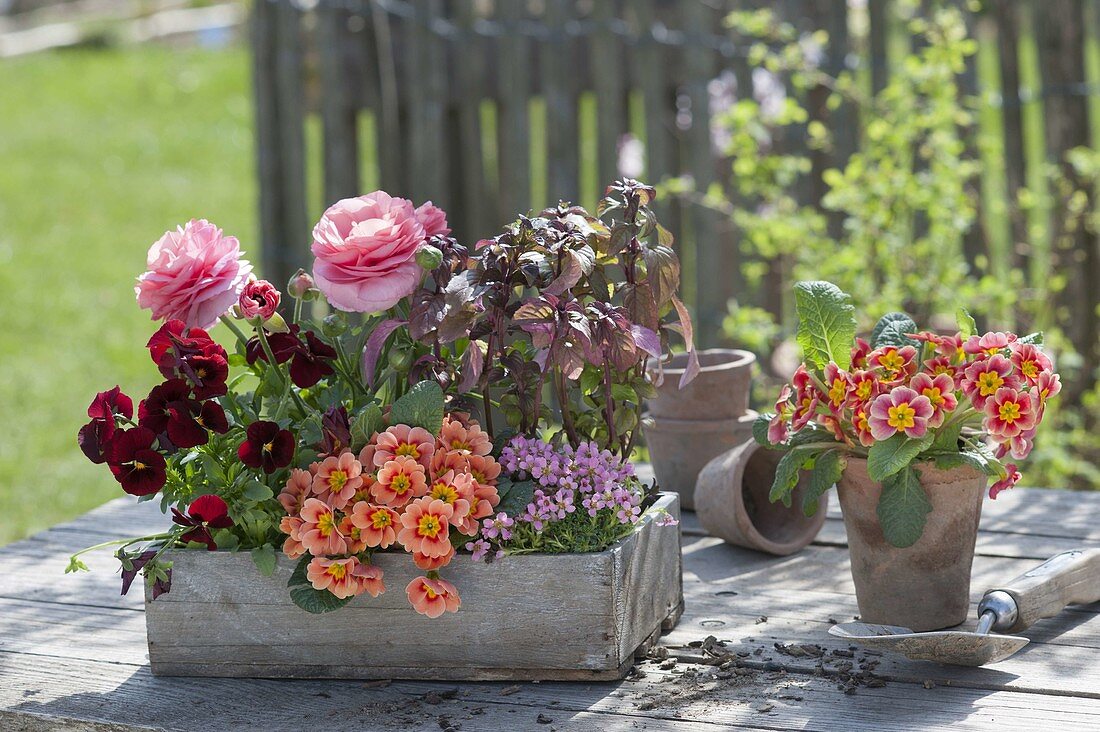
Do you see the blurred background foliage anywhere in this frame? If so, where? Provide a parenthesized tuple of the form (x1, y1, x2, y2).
(0, 0, 1098, 545)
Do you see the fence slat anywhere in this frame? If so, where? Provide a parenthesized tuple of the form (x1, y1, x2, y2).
(591, 0, 625, 189)
(370, 1, 404, 193)
(250, 0, 283, 284)
(991, 0, 1028, 270)
(1034, 0, 1100, 402)
(270, 0, 308, 289)
(958, 5, 986, 277)
(868, 0, 890, 95)
(682, 0, 723, 345)
(542, 0, 579, 207)
(406, 0, 446, 206)
(634, 0, 672, 201)
(497, 0, 532, 220)
(318, 3, 360, 206)
(451, 0, 488, 239)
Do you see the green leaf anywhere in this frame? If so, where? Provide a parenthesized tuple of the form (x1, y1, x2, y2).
(242, 480, 272, 502)
(199, 454, 227, 485)
(794, 281, 856, 370)
(579, 367, 601, 395)
(1017, 332, 1043, 345)
(212, 528, 239, 550)
(228, 353, 248, 367)
(753, 412, 773, 447)
(930, 421, 963, 453)
(250, 544, 277, 577)
(803, 450, 845, 517)
(497, 479, 535, 516)
(877, 466, 933, 548)
(867, 432, 934, 482)
(288, 555, 353, 614)
(930, 449, 1000, 477)
(769, 448, 817, 507)
(389, 380, 445, 434)
(351, 403, 384, 450)
(611, 384, 639, 404)
(871, 313, 918, 348)
(956, 307, 977, 338)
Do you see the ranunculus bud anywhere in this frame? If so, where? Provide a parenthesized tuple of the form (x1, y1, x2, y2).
(287, 268, 316, 300)
(321, 313, 347, 337)
(415, 244, 444, 271)
(237, 279, 281, 321)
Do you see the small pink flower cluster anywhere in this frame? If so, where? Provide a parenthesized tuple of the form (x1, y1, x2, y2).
(277, 415, 499, 617)
(768, 331, 1060, 499)
(464, 437, 661, 560)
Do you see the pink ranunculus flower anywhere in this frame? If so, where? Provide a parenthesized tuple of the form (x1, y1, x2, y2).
(237, 279, 281, 320)
(868, 386, 934, 441)
(136, 219, 253, 329)
(310, 191, 428, 313)
(415, 201, 451, 238)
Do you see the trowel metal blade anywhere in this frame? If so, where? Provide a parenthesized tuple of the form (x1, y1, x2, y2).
(829, 622, 1029, 666)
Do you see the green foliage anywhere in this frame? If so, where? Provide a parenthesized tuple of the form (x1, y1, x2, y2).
(389, 381, 445, 434)
(794, 281, 856, 370)
(769, 447, 818, 507)
(877, 466, 933, 548)
(803, 450, 845, 517)
(871, 313, 919, 349)
(250, 544, 277, 577)
(867, 433, 934, 482)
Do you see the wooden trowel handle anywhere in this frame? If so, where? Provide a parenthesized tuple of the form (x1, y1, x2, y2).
(994, 548, 1100, 633)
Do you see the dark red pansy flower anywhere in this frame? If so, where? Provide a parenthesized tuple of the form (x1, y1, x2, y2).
(171, 494, 233, 551)
(138, 379, 192, 434)
(195, 400, 229, 435)
(237, 420, 295, 474)
(183, 352, 229, 400)
(79, 386, 136, 464)
(88, 386, 134, 422)
(147, 320, 226, 378)
(139, 379, 230, 449)
(105, 427, 167, 496)
(245, 326, 301, 366)
(119, 549, 172, 598)
(289, 331, 337, 388)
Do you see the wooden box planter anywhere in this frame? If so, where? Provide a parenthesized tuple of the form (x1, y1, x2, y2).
(145, 494, 682, 681)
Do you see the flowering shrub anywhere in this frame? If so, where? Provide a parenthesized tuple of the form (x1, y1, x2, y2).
(71, 179, 684, 616)
(757, 281, 1060, 547)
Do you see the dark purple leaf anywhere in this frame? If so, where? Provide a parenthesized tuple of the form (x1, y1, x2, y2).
(631, 325, 662, 359)
(671, 296, 701, 388)
(458, 340, 485, 393)
(361, 319, 407, 389)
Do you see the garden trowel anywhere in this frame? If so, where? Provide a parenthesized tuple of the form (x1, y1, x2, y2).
(829, 548, 1100, 666)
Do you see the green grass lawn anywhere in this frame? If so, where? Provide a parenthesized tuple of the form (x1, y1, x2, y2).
(0, 46, 257, 545)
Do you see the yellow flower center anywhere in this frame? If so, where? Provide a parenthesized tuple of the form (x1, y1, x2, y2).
(430, 482, 459, 504)
(977, 371, 1004, 396)
(998, 401, 1022, 424)
(856, 411, 870, 432)
(418, 514, 442, 538)
(921, 387, 944, 407)
(395, 443, 420, 458)
(855, 380, 873, 401)
(424, 585, 438, 599)
(317, 511, 337, 537)
(326, 562, 347, 580)
(390, 474, 411, 494)
(328, 470, 348, 492)
(371, 510, 392, 529)
(450, 439, 472, 452)
(1021, 360, 1038, 378)
(933, 364, 952, 376)
(887, 402, 916, 431)
(133, 461, 147, 470)
(828, 378, 846, 406)
(983, 346, 1002, 356)
(879, 350, 904, 373)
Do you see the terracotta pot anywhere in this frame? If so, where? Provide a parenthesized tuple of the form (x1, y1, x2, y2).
(643, 411, 756, 511)
(836, 458, 987, 631)
(647, 349, 755, 421)
(695, 439, 828, 556)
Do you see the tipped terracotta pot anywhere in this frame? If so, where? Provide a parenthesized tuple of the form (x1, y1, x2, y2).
(836, 458, 987, 632)
(647, 349, 755, 421)
(695, 439, 828, 556)
(644, 411, 756, 511)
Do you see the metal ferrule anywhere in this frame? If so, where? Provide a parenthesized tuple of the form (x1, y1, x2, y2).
(977, 590, 1019, 633)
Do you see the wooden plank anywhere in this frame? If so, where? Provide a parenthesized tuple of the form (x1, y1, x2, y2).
(317, 1, 360, 205)
(496, 0, 532, 220)
(867, 0, 890, 95)
(541, 0, 580, 207)
(633, 0, 674, 193)
(370, 0, 404, 193)
(591, 0, 626, 189)
(249, 0, 284, 285)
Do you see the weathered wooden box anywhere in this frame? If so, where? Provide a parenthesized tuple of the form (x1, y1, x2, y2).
(145, 493, 682, 681)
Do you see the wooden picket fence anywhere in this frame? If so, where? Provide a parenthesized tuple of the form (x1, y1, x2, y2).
(250, 0, 1099, 369)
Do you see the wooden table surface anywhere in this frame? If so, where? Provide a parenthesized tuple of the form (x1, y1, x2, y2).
(2, 482, 1100, 731)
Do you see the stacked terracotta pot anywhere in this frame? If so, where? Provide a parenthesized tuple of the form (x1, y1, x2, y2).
(644, 349, 757, 511)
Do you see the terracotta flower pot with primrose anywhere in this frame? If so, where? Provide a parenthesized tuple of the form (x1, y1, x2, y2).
(695, 438, 828, 556)
(757, 281, 1061, 631)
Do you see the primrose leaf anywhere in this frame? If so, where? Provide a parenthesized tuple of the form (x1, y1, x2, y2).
(288, 555, 352, 614)
(871, 312, 918, 348)
(794, 281, 856, 370)
(877, 466, 932, 548)
(867, 432, 934, 482)
(389, 380, 445, 435)
(956, 307, 978, 338)
(803, 450, 845, 517)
